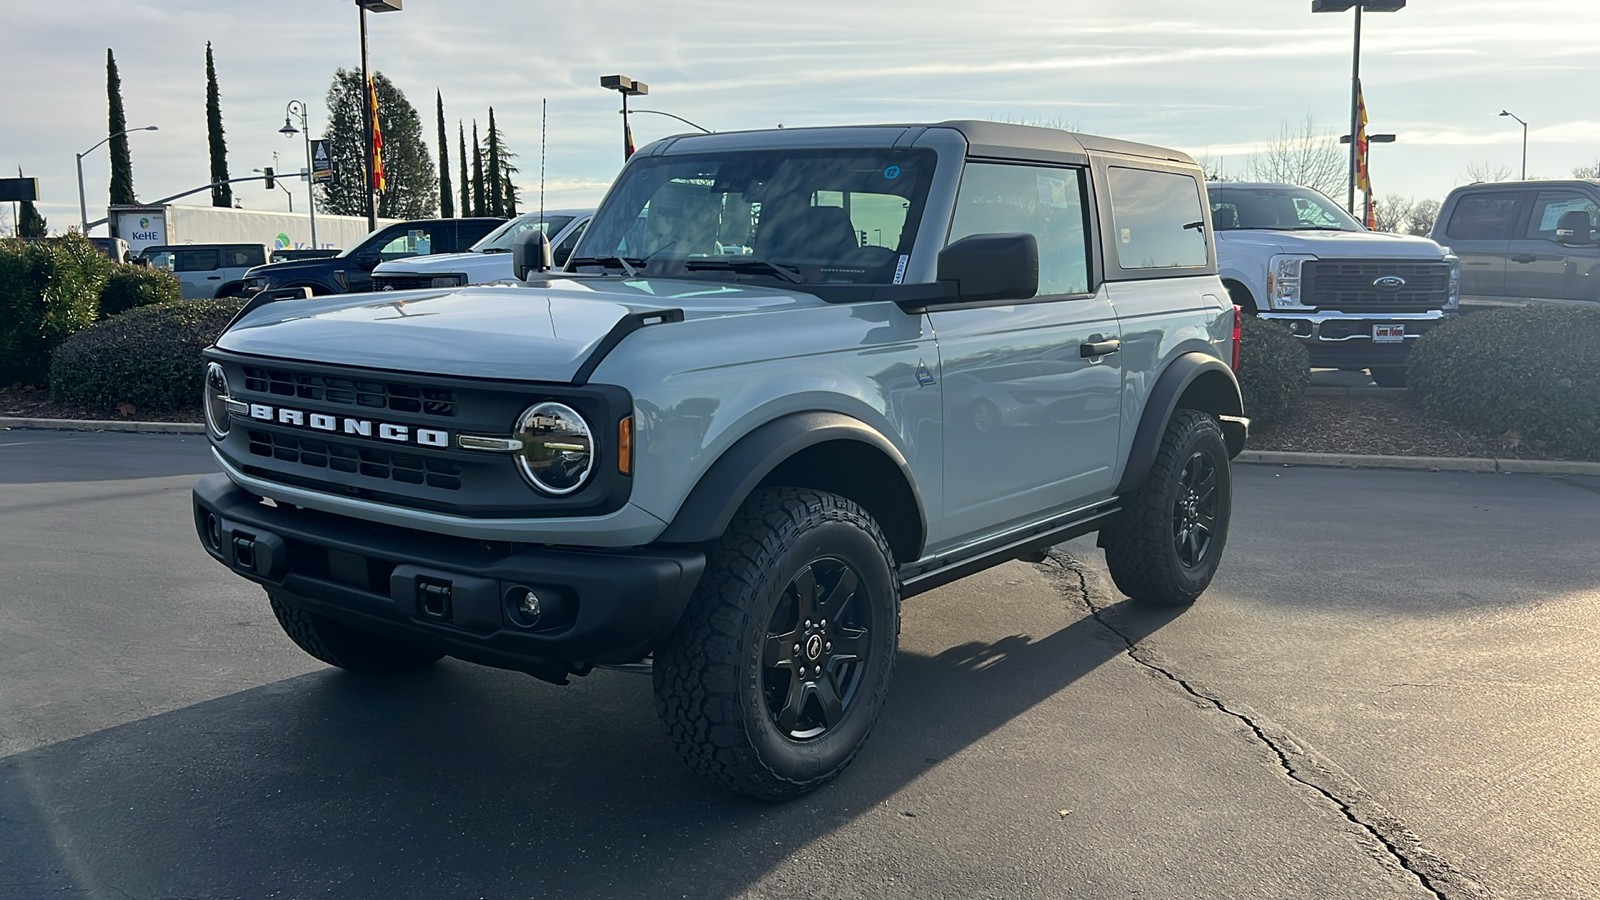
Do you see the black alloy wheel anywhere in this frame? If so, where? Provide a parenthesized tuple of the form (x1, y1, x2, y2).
(762, 558, 873, 740)
(1171, 450, 1219, 569)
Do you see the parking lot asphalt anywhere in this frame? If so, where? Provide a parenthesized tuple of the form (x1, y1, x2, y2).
(1, 431, 1595, 899)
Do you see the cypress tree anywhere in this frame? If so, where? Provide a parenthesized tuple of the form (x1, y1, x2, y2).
(106, 49, 136, 205)
(19, 201, 48, 237)
(486, 107, 503, 218)
(471, 120, 485, 216)
(205, 42, 232, 208)
(314, 69, 437, 218)
(457, 121, 469, 218)
(436, 90, 453, 218)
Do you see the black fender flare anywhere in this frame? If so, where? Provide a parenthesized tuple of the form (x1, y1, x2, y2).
(1116, 352, 1246, 496)
(656, 411, 927, 555)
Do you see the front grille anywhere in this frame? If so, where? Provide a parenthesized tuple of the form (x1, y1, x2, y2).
(243, 366, 457, 418)
(247, 429, 463, 491)
(372, 275, 431, 291)
(1302, 260, 1451, 313)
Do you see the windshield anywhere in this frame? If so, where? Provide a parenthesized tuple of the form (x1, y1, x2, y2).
(1210, 186, 1364, 232)
(473, 214, 576, 252)
(573, 148, 936, 285)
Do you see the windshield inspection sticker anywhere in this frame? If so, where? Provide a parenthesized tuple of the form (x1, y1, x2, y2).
(893, 254, 909, 284)
(883, 165, 902, 180)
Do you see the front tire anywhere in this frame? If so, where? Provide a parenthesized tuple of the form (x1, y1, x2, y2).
(1100, 409, 1232, 607)
(268, 591, 443, 675)
(653, 488, 899, 801)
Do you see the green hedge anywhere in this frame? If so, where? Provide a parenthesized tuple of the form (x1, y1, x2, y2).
(1236, 315, 1310, 432)
(99, 265, 182, 318)
(0, 234, 113, 385)
(49, 299, 245, 413)
(1409, 306, 1600, 459)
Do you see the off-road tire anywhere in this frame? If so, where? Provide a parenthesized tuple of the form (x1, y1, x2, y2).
(1369, 366, 1407, 388)
(653, 488, 899, 801)
(268, 591, 443, 675)
(1100, 409, 1231, 607)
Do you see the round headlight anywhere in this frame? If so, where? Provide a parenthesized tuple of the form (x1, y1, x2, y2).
(204, 362, 231, 438)
(513, 402, 594, 495)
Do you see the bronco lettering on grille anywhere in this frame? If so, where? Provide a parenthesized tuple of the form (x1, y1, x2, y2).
(245, 403, 448, 447)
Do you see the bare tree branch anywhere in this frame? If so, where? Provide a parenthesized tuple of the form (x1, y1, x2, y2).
(1244, 114, 1345, 198)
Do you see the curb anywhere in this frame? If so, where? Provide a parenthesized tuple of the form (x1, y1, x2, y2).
(1304, 385, 1407, 397)
(1238, 450, 1600, 477)
(0, 417, 205, 436)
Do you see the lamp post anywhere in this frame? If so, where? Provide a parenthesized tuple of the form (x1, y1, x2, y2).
(1340, 131, 1395, 226)
(357, 0, 402, 230)
(1312, 1, 1406, 214)
(623, 109, 712, 134)
(1498, 110, 1527, 180)
(76, 125, 157, 234)
(279, 100, 318, 247)
(601, 75, 650, 160)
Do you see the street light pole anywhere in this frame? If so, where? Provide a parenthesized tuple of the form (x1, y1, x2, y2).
(75, 125, 158, 234)
(1312, 2, 1406, 214)
(355, 1, 402, 231)
(281, 100, 318, 247)
(1499, 110, 1527, 179)
(601, 75, 650, 160)
(1341, 132, 1395, 226)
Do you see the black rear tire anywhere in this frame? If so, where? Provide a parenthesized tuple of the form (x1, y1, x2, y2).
(653, 488, 899, 801)
(268, 591, 443, 675)
(1369, 366, 1407, 388)
(1100, 409, 1232, 607)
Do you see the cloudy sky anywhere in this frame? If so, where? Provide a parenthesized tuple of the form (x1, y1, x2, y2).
(4, 0, 1596, 235)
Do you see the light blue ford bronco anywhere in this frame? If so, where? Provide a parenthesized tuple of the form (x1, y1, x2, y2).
(193, 121, 1247, 799)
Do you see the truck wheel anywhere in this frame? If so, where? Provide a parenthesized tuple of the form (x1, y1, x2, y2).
(654, 488, 899, 800)
(1369, 366, 1407, 388)
(268, 591, 443, 675)
(1100, 409, 1232, 607)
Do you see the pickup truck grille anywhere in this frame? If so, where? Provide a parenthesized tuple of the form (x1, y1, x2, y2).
(247, 429, 463, 490)
(243, 365, 457, 417)
(1301, 260, 1451, 313)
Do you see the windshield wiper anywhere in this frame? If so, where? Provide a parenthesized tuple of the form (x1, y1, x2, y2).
(682, 259, 806, 284)
(480, 247, 511, 254)
(568, 255, 642, 276)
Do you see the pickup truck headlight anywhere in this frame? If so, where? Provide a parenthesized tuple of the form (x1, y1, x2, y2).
(204, 362, 231, 438)
(1441, 248, 1462, 309)
(1266, 254, 1316, 307)
(513, 402, 594, 495)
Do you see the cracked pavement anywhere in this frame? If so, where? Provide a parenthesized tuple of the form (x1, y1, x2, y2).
(2, 433, 1597, 898)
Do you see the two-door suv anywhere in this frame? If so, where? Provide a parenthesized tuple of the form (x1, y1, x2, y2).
(193, 121, 1247, 799)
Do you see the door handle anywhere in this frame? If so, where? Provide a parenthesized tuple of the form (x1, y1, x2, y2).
(206, 275, 222, 280)
(1080, 338, 1121, 358)
(1511, 254, 1537, 264)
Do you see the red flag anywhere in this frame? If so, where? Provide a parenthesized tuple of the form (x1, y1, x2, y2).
(369, 77, 387, 193)
(1355, 79, 1371, 198)
(624, 116, 636, 159)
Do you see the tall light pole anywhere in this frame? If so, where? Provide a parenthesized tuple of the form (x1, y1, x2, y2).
(1499, 110, 1528, 180)
(279, 100, 318, 247)
(601, 75, 649, 160)
(357, 0, 402, 231)
(76, 125, 157, 234)
(1312, 1, 1406, 214)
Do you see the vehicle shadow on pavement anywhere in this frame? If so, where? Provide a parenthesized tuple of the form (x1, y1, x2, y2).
(0, 598, 1179, 898)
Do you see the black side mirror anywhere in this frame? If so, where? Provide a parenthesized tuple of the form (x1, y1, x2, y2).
(936, 233, 1039, 303)
(354, 253, 381, 271)
(513, 229, 554, 281)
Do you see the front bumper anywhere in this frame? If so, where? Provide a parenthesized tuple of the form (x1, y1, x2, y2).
(1261, 310, 1450, 368)
(193, 474, 705, 677)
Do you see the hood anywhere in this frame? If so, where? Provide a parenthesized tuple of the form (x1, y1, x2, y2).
(245, 257, 342, 279)
(215, 276, 820, 382)
(372, 250, 513, 283)
(1216, 228, 1449, 259)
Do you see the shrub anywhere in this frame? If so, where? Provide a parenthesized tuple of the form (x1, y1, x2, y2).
(99, 264, 182, 318)
(0, 233, 113, 385)
(1409, 306, 1600, 459)
(49, 299, 245, 414)
(1235, 315, 1310, 432)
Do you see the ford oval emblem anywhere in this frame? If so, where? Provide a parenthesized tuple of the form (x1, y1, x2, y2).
(1373, 275, 1406, 290)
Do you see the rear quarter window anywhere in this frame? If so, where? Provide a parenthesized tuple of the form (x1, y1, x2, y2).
(1106, 167, 1208, 270)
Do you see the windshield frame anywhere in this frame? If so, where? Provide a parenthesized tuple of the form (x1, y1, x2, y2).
(1209, 185, 1365, 233)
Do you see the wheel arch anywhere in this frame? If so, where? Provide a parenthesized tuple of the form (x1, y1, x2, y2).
(1117, 353, 1245, 495)
(1222, 278, 1258, 314)
(656, 411, 927, 565)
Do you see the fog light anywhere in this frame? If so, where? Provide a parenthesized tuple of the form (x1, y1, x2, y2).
(205, 513, 222, 550)
(509, 586, 542, 626)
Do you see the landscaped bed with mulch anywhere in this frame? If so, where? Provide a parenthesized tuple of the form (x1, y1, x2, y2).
(5, 382, 1589, 463)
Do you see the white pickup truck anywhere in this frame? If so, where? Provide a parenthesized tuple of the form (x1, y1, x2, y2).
(1209, 182, 1460, 387)
(370, 209, 592, 290)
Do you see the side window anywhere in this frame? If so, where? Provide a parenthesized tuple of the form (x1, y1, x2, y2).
(223, 247, 263, 267)
(948, 162, 1090, 296)
(378, 227, 439, 260)
(553, 220, 588, 264)
(1525, 192, 1600, 241)
(1106, 167, 1207, 270)
(143, 250, 175, 270)
(1443, 193, 1523, 240)
(176, 248, 219, 272)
